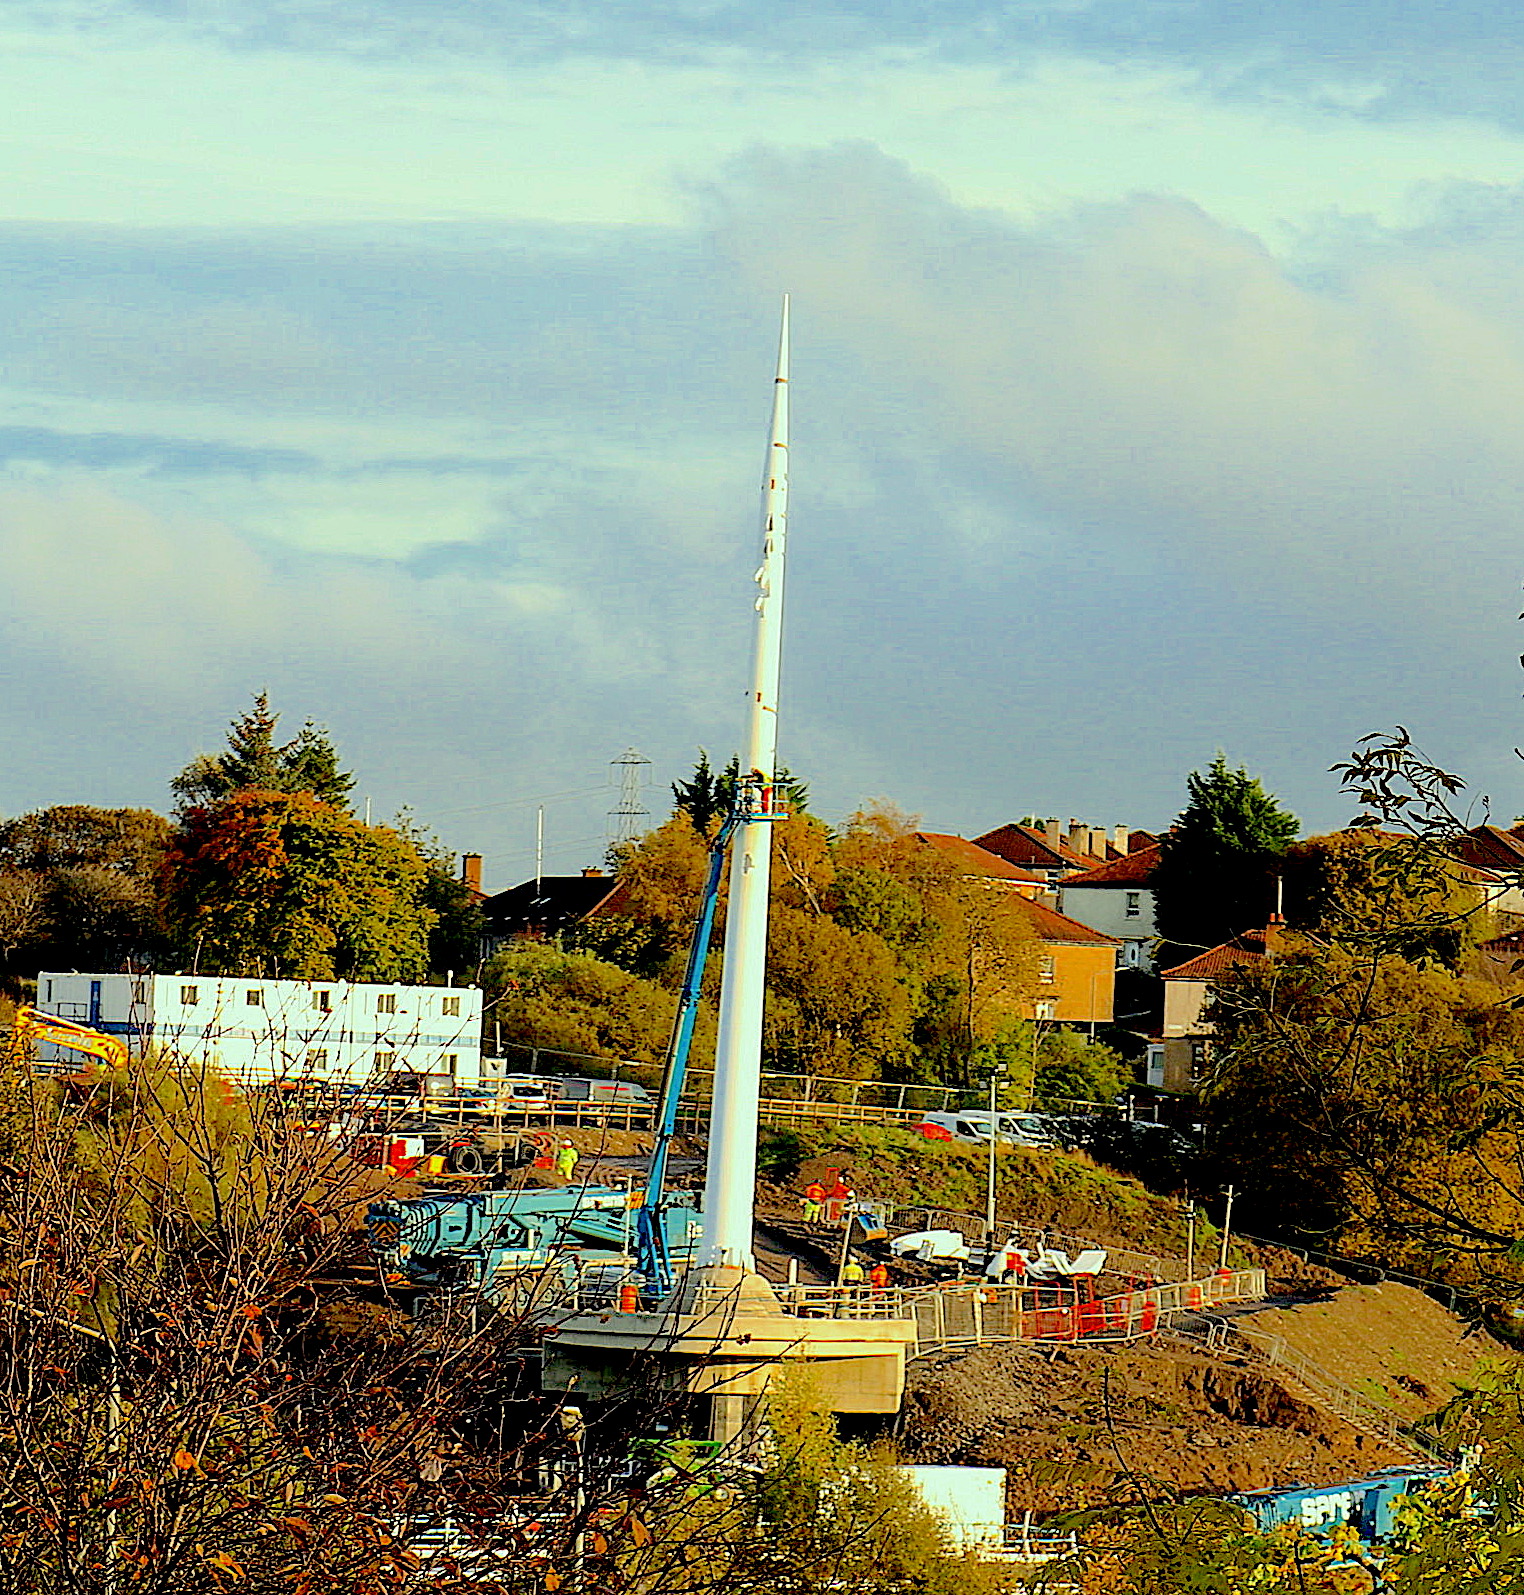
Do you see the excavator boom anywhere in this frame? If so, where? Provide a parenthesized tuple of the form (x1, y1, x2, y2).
(9, 1004, 129, 1073)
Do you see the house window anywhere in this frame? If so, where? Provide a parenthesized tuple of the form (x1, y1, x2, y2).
(1035, 1000, 1056, 1021)
(181, 984, 199, 1006)
(376, 994, 396, 1015)
(1188, 1040, 1210, 1087)
(1039, 956, 1057, 985)
(246, 988, 263, 1007)
(375, 1051, 396, 1070)
(1125, 892, 1141, 919)
(312, 990, 331, 1013)
(441, 995, 460, 1018)
(306, 1049, 329, 1071)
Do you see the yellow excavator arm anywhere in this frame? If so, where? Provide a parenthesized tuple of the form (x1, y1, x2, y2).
(9, 1005, 129, 1073)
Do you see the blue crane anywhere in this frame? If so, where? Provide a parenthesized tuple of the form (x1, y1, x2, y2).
(632, 778, 784, 1300)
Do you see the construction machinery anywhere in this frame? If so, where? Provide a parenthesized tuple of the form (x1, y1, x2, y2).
(6, 1003, 128, 1073)
(366, 1184, 703, 1301)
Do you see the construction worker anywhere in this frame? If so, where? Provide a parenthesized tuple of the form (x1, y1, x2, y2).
(841, 1257, 866, 1290)
(868, 1260, 890, 1296)
(802, 1179, 826, 1223)
(554, 1139, 579, 1181)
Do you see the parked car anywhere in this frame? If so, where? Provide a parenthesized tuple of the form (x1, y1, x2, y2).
(548, 1076, 654, 1106)
(914, 1110, 1060, 1150)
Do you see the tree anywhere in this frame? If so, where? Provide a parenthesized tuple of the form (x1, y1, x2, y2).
(0, 872, 46, 981)
(0, 805, 171, 881)
(481, 939, 704, 1072)
(172, 693, 354, 813)
(0, 1047, 750, 1595)
(163, 791, 435, 980)
(1153, 755, 1299, 963)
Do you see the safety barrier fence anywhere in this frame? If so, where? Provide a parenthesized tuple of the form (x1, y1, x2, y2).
(899, 1269, 1266, 1358)
(569, 1270, 1268, 1355)
(1168, 1312, 1450, 1464)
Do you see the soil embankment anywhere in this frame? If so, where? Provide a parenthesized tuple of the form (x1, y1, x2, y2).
(900, 1337, 1406, 1514)
(899, 1280, 1511, 1516)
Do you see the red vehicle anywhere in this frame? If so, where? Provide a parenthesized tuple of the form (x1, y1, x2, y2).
(914, 1120, 954, 1141)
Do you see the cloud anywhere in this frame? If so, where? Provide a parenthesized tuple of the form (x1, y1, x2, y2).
(705, 145, 1524, 620)
(8, 143, 1524, 861)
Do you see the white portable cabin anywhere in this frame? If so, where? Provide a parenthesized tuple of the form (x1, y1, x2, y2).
(895, 1465, 1007, 1554)
(34, 972, 484, 1089)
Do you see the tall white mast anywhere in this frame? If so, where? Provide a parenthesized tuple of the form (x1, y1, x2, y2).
(699, 297, 790, 1270)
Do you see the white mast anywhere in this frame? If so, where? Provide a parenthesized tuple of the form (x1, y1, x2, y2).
(699, 296, 790, 1270)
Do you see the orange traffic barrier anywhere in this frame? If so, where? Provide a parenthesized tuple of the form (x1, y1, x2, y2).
(618, 1283, 640, 1313)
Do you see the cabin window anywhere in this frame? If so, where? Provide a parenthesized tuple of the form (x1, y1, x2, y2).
(442, 1054, 458, 1074)
(376, 994, 396, 1015)
(306, 1049, 329, 1070)
(181, 984, 199, 1006)
(374, 1051, 396, 1070)
(312, 990, 331, 1013)
(246, 989, 263, 1007)
(441, 995, 460, 1017)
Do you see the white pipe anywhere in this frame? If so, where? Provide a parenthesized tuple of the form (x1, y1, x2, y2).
(700, 296, 790, 1269)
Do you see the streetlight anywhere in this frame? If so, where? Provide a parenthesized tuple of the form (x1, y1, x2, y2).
(983, 1068, 1008, 1260)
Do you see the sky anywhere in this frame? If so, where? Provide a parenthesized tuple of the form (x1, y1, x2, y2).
(5, 0, 1524, 884)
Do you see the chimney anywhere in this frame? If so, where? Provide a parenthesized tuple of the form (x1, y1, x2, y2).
(1087, 826, 1106, 858)
(1043, 817, 1062, 846)
(460, 853, 483, 894)
(581, 867, 605, 878)
(1113, 824, 1129, 855)
(1066, 820, 1087, 853)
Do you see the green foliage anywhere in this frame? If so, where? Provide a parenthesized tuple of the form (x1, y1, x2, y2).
(172, 691, 354, 813)
(0, 805, 172, 977)
(163, 790, 435, 980)
(1205, 942, 1524, 1300)
(483, 939, 702, 1069)
(1154, 755, 1299, 961)
(1025, 1026, 1129, 1109)
(759, 1369, 998, 1595)
(1283, 829, 1485, 968)
(0, 804, 170, 880)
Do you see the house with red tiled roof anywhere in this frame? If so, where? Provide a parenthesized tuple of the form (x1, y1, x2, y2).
(1059, 843, 1162, 971)
(912, 832, 1052, 899)
(1149, 930, 1270, 1092)
(1009, 895, 1120, 1026)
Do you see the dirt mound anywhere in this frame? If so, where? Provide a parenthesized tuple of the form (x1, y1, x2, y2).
(1235, 1281, 1511, 1421)
(900, 1338, 1406, 1515)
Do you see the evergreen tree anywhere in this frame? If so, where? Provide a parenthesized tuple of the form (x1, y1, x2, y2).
(172, 692, 355, 813)
(670, 748, 810, 832)
(1154, 755, 1299, 963)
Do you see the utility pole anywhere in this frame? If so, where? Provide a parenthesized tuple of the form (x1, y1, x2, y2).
(1183, 1195, 1196, 1280)
(535, 805, 544, 892)
(1218, 1184, 1236, 1272)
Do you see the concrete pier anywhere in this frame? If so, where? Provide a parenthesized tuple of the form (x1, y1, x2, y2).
(540, 1265, 918, 1435)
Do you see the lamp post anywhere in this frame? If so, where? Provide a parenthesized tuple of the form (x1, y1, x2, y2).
(984, 1068, 1008, 1259)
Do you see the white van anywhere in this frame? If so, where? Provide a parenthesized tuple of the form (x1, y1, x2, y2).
(917, 1110, 1059, 1149)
